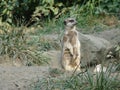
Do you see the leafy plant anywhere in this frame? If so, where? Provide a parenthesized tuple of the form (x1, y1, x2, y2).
(0, 0, 16, 24)
(0, 25, 49, 65)
(0, 0, 40, 25)
(114, 43, 120, 69)
(32, 67, 120, 90)
(115, 43, 120, 58)
(99, 0, 120, 15)
(32, 0, 64, 21)
(0, 0, 120, 26)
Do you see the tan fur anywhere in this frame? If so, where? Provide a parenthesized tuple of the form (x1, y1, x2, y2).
(61, 18, 81, 71)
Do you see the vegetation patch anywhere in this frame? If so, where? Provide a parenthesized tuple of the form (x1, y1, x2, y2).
(0, 25, 50, 66)
(32, 69, 120, 90)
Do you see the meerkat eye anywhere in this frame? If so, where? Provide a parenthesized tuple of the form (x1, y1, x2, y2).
(69, 19, 74, 23)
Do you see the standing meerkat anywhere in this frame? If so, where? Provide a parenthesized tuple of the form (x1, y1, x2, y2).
(61, 18, 81, 71)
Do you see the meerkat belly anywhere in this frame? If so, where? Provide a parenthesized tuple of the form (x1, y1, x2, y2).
(64, 42, 73, 55)
(64, 48, 72, 60)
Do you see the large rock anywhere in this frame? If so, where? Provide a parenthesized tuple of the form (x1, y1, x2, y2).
(93, 29, 120, 45)
(79, 33, 111, 67)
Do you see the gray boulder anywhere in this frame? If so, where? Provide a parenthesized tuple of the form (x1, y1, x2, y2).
(79, 33, 111, 67)
(93, 29, 120, 45)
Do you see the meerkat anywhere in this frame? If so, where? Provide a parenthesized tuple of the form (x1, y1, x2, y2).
(61, 18, 81, 71)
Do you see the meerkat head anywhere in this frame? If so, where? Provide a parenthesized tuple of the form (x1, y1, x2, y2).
(64, 18, 77, 29)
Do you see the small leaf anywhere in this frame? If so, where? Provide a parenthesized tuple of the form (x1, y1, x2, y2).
(53, 8, 59, 15)
(2, 9, 7, 14)
(56, 3, 63, 7)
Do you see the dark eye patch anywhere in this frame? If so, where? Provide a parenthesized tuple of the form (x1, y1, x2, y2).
(69, 19, 74, 22)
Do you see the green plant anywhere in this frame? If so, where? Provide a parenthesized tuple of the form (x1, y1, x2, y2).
(32, 0, 63, 21)
(0, 25, 49, 65)
(0, 0, 16, 24)
(99, 0, 120, 15)
(114, 43, 120, 70)
(1, 0, 120, 26)
(32, 67, 120, 90)
(0, 0, 40, 25)
(115, 43, 120, 58)
(0, 26, 26, 56)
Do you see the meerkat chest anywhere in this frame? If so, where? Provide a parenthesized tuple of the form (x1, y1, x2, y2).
(64, 30, 78, 39)
(66, 30, 77, 35)
(63, 30, 79, 48)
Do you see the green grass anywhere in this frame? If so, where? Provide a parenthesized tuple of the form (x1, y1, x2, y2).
(32, 13, 120, 35)
(0, 25, 50, 66)
(32, 68, 120, 90)
(33, 14, 68, 35)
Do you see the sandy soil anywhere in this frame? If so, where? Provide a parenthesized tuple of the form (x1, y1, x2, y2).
(0, 50, 61, 90)
(0, 66, 49, 90)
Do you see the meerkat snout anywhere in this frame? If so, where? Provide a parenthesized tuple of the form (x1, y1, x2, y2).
(64, 18, 77, 27)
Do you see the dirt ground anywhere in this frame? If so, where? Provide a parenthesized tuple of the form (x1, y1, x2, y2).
(0, 66, 49, 90)
(0, 51, 61, 90)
